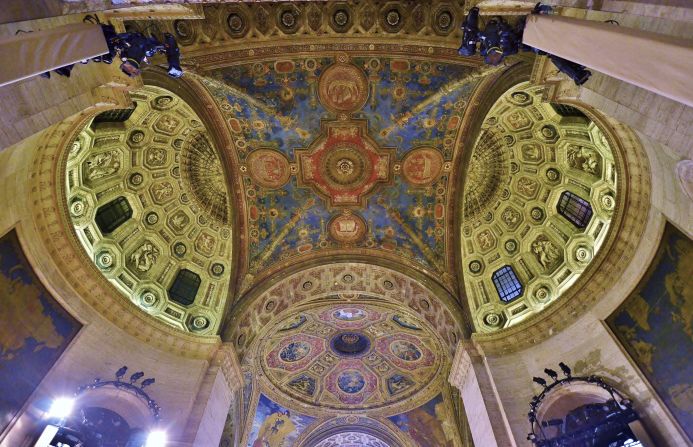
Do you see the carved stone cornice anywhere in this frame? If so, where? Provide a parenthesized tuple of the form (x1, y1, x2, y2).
(213, 342, 243, 393)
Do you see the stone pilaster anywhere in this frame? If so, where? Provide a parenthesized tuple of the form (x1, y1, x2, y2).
(449, 341, 516, 447)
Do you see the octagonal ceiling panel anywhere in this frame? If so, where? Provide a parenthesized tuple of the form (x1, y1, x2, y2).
(258, 302, 445, 413)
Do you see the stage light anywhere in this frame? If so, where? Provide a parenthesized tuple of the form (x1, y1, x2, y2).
(145, 430, 167, 447)
(47, 397, 74, 419)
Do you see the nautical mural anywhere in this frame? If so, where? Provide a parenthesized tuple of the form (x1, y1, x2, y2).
(608, 224, 693, 439)
(389, 394, 459, 447)
(0, 230, 81, 432)
(202, 56, 479, 287)
(246, 394, 315, 447)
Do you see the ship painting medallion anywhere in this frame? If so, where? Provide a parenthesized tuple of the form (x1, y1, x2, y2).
(402, 147, 444, 186)
(296, 120, 394, 207)
(329, 212, 367, 244)
(246, 149, 291, 189)
(318, 62, 369, 113)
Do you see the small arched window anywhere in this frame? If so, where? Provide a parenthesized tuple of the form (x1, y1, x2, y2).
(95, 196, 133, 234)
(168, 269, 201, 306)
(492, 265, 523, 302)
(557, 191, 593, 228)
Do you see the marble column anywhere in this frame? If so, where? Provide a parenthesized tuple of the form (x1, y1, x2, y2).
(449, 341, 516, 447)
(0, 23, 108, 87)
(522, 14, 693, 107)
(178, 343, 243, 447)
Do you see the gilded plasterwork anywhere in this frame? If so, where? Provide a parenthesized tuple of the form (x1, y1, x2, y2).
(462, 82, 617, 332)
(258, 302, 444, 412)
(65, 86, 232, 334)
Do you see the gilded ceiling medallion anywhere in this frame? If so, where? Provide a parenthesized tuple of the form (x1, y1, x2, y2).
(296, 121, 394, 208)
(401, 147, 444, 187)
(329, 212, 367, 244)
(246, 148, 291, 189)
(318, 62, 369, 113)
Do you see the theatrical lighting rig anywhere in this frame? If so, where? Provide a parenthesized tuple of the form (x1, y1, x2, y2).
(35, 366, 165, 447)
(527, 363, 642, 447)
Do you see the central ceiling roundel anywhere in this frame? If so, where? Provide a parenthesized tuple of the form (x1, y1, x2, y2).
(258, 302, 444, 412)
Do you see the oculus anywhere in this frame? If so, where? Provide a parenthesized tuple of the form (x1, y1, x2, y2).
(330, 332, 371, 357)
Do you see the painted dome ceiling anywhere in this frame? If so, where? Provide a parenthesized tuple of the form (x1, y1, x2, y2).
(65, 86, 232, 334)
(257, 302, 445, 414)
(461, 82, 617, 332)
(198, 53, 481, 295)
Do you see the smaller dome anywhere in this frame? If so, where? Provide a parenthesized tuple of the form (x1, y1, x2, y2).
(330, 332, 371, 357)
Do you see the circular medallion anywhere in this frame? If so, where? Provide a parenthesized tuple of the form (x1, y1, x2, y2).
(402, 148, 444, 186)
(330, 332, 371, 357)
(279, 342, 311, 363)
(246, 149, 290, 189)
(389, 340, 422, 362)
(329, 213, 367, 244)
(333, 308, 366, 321)
(337, 370, 366, 394)
(318, 63, 369, 113)
(322, 145, 369, 188)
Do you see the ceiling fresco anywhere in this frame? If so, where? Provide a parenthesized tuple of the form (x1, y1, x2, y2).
(313, 432, 390, 447)
(199, 54, 480, 293)
(258, 303, 444, 412)
(226, 263, 463, 361)
(461, 82, 617, 332)
(65, 86, 233, 334)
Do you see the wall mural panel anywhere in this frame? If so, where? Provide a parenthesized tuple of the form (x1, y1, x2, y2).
(246, 394, 315, 447)
(0, 230, 81, 432)
(200, 55, 479, 292)
(608, 224, 693, 440)
(388, 394, 459, 447)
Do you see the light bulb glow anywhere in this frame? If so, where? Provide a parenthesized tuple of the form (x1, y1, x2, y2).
(145, 430, 167, 447)
(47, 397, 74, 419)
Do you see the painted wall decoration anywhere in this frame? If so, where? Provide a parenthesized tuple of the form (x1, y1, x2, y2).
(389, 394, 459, 447)
(608, 224, 693, 440)
(258, 302, 443, 412)
(202, 55, 479, 289)
(246, 394, 315, 447)
(0, 230, 81, 432)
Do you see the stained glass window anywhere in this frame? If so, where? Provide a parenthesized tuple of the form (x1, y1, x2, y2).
(492, 265, 523, 302)
(557, 191, 593, 228)
(168, 269, 201, 306)
(95, 196, 132, 235)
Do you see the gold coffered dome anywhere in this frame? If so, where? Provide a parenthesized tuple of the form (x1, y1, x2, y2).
(65, 85, 232, 334)
(462, 82, 617, 332)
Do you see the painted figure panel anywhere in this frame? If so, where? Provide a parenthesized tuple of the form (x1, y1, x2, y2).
(0, 231, 81, 432)
(608, 224, 693, 439)
(247, 394, 315, 447)
(389, 394, 458, 447)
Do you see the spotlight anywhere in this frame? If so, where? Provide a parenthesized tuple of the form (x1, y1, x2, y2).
(559, 362, 571, 378)
(130, 371, 145, 384)
(141, 378, 156, 389)
(544, 368, 559, 381)
(532, 376, 547, 388)
(145, 430, 167, 447)
(115, 366, 128, 380)
(47, 397, 74, 419)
